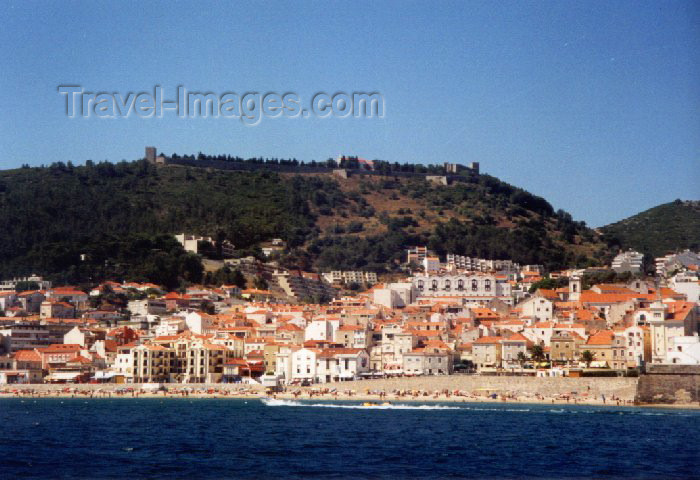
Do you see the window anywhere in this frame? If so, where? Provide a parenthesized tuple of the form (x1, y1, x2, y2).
(472, 280, 478, 292)
(444, 280, 451, 291)
(431, 280, 438, 291)
(417, 280, 424, 291)
(457, 279, 464, 291)
(484, 279, 491, 292)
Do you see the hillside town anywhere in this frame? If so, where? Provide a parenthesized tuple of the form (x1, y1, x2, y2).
(0, 245, 698, 387)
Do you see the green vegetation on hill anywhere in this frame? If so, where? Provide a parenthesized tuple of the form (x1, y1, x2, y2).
(0, 159, 608, 284)
(601, 200, 700, 258)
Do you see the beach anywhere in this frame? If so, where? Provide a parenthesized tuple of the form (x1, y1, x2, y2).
(2, 376, 697, 409)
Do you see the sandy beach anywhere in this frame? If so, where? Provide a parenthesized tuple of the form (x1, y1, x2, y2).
(2, 376, 698, 409)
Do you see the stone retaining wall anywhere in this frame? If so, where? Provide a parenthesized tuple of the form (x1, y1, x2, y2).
(327, 375, 638, 400)
(636, 365, 700, 404)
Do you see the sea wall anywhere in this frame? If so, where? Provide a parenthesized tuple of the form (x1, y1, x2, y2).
(328, 375, 638, 401)
(12, 369, 700, 405)
(636, 365, 700, 404)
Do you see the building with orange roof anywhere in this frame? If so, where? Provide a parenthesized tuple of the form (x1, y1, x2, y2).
(275, 322, 305, 345)
(38, 344, 83, 369)
(550, 331, 586, 365)
(648, 300, 699, 363)
(402, 343, 452, 376)
(500, 333, 532, 369)
(583, 330, 627, 369)
(334, 324, 371, 349)
(40, 300, 76, 320)
(472, 336, 503, 370)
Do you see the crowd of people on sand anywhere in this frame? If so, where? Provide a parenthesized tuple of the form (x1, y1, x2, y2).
(0, 385, 635, 406)
(277, 386, 635, 406)
(0, 386, 263, 399)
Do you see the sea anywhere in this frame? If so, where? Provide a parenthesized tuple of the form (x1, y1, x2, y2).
(1, 397, 698, 479)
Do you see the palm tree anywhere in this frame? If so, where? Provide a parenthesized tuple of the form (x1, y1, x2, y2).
(581, 350, 594, 368)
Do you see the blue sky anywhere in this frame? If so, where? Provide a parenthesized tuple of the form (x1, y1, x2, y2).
(0, 0, 697, 227)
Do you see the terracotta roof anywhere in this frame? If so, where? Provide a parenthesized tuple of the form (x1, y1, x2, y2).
(474, 336, 502, 344)
(586, 330, 615, 346)
(42, 344, 82, 353)
(14, 349, 42, 362)
(502, 333, 529, 343)
(338, 324, 364, 331)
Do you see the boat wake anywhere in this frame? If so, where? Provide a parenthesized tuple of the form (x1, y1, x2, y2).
(260, 398, 460, 410)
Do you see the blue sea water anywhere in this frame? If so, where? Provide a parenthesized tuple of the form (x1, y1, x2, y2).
(1, 397, 698, 479)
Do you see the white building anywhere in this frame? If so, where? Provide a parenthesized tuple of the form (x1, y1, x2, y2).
(315, 348, 369, 383)
(63, 326, 86, 347)
(656, 250, 700, 277)
(175, 233, 234, 256)
(184, 311, 215, 335)
(290, 348, 319, 382)
(0, 275, 51, 292)
(518, 296, 554, 322)
(412, 274, 513, 305)
(153, 318, 186, 337)
(322, 271, 378, 286)
(373, 282, 417, 308)
(648, 301, 698, 363)
(612, 250, 644, 274)
(422, 256, 440, 274)
(670, 272, 700, 303)
(666, 335, 700, 364)
(304, 319, 339, 342)
(621, 324, 650, 367)
(446, 254, 519, 273)
(128, 298, 168, 316)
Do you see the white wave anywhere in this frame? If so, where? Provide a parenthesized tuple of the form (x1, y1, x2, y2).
(260, 398, 460, 410)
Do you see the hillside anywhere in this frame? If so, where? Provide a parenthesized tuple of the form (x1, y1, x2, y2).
(0, 159, 609, 286)
(601, 200, 700, 258)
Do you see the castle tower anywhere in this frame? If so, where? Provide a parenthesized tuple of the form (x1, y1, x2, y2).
(648, 299, 667, 363)
(145, 146, 156, 163)
(569, 275, 581, 302)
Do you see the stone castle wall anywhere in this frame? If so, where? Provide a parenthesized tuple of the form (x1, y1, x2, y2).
(636, 365, 700, 404)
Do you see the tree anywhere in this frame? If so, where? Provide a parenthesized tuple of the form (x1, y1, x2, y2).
(14, 281, 40, 292)
(528, 277, 567, 294)
(253, 276, 268, 290)
(516, 351, 527, 368)
(581, 350, 595, 368)
(530, 345, 545, 363)
(200, 300, 216, 315)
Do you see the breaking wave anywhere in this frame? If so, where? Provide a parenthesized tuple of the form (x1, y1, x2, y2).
(260, 398, 460, 410)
